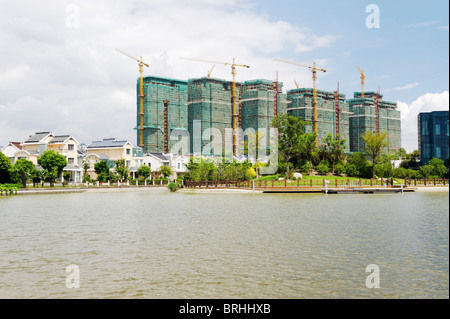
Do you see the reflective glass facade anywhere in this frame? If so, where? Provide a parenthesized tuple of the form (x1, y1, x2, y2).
(418, 111, 449, 165)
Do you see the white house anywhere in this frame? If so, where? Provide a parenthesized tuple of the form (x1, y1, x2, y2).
(143, 153, 190, 179)
(1, 142, 23, 162)
(85, 138, 144, 179)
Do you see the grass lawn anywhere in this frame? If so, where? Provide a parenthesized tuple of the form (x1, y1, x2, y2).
(251, 174, 408, 187)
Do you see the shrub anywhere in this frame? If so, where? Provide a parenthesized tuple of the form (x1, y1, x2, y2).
(344, 163, 358, 177)
(316, 163, 330, 175)
(301, 162, 312, 175)
(420, 165, 434, 178)
(245, 167, 257, 180)
(334, 163, 346, 176)
(167, 182, 179, 192)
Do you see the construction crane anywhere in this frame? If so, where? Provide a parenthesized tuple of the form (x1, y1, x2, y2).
(294, 80, 300, 89)
(274, 58, 327, 143)
(357, 65, 365, 99)
(334, 82, 341, 139)
(180, 57, 250, 155)
(207, 64, 215, 78)
(116, 48, 149, 149)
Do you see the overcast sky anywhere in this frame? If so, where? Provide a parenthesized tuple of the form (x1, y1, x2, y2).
(0, 0, 448, 152)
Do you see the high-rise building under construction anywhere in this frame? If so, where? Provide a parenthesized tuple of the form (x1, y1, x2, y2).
(137, 76, 188, 154)
(287, 88, 352, 150)
(136, 76, 401, 156)
(187, 77, 241, 155)
(241, 79, 288, 137)
(348, 92, 401, 153)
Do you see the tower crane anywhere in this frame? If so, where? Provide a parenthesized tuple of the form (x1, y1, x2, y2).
(357, 66, 365, 99)
(207, 64, 215, 78)
(180, 57, 250, 155)
(274, 58, 327, 144)
(116, 48, 149, 149)
(294, 80, 300, 89)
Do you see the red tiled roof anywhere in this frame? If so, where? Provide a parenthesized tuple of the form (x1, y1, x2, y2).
(11, 142, 22, 150)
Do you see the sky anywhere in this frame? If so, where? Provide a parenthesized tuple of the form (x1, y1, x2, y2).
(0, 0, 448, 152)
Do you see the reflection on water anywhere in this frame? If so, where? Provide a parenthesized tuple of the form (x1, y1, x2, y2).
(0, 189, 448, 298)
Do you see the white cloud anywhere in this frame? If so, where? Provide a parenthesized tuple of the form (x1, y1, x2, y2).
(397, 91, 449, 152)
(385, 82, 420, 92)
(0, 0, 338, 147)
(404, 21, 439, 28)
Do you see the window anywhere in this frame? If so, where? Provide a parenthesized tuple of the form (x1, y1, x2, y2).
(435, 124, 441, 136)
(148, 163, 151, 168)
(422, 121, 429, 136)
(436, 147, 441, 159)
(126, 160, 131, 167)
(68, 144, 74, 151)
(126, 149, 131, 155)
(68, 158, 74, 164)
(177, 163, 181, 170)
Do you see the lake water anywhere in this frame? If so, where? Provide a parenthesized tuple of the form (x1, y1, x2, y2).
(0, 189, 448, 299)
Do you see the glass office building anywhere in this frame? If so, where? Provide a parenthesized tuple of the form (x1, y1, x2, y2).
(418, 110, 449, 165)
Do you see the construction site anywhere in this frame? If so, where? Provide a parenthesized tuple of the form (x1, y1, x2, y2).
(241, 79, 288, 141)
(116, 49, 401, 156)
(287, 88, 351, 151)
(348, 91, 401, 153)
(188, 77, 240, 155)
(138, 76, 189, 154)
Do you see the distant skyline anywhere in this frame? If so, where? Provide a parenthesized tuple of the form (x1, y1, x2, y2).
(0, 0, 448, 152)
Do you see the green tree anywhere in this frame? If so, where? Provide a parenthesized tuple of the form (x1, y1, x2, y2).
(160, 165, 173, 179)
(13, 158, 35, 188)
(316, 163, 330, 175)
(428, 158, 448, 177)
(44, 167, 59, 186)
(344, 163, 358, 177)
(347, 152, 369, 176)
(37, 150, 67, 187)
(245, 167, 257, 180)
(320, 134, 346, 174)
(420, 165, 434, 178)
(115, 158, 130, 182)
(301, 162, 312, 175)
(195, 160, 217, 181)
(94, 160, 111, 182)
(271, 113, 309, 179)
(82, 161, 91, 182)
(397, 148, 407, 160)
(334, 162, 346, 176)
(63, 171, 71, 186)
(137, 165, 151, 179)
(300, 133, 317, 165)
(29, 167, 44, 188)
(0, 152, 13, 184)
(361, 130, 390, 179)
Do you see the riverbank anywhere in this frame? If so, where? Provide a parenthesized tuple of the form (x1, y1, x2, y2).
(6, 185, 448, 196)
(413, 186, 449, 192)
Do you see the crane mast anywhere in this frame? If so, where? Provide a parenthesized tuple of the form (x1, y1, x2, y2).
(357, 66, 365, 99)
(274, 58, 326, 144)
(116, 49, 149, 149)
(180, 57, 250, 156)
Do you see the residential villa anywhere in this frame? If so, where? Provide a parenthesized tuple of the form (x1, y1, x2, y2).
(85, 138, 144, 180)
(2, 133, 190, 183)
(143, 153, 189, 179)
(1, 142, 23, 162)
(1, 132, 83, 183)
